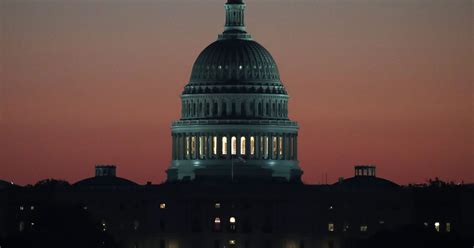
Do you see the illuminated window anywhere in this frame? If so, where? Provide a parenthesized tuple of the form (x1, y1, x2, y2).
(186, 137, 190, 156)
(213, 136, 217, 155)
(263, 136, 269, 159)
(19, 206, 24, 211)
(213, 217, 221, 231)
(229, 240, 236, 245)
(191, 136, 196, 157)
(328, 223, 334, 232)
(250, 136, 255, 155)
(19, 221, 25, 232)
(101, 220, 107, 231)
(215, 202, 221, 209)
(229, 216, 236, 231)
(160, 203, 166, 209)
(240, 137, 246, 155)
(279, 136, 283, 156)
(446, 222, 451, 232)
(434, 222, 440, 232)
(30, 206, 34, 210)
(222, 137, 228, 155)
(272, 137, 277, 157)
(239, 65, 243, 70)
(231, 136, 237, 155)
(199, 136, 205, 158)
(360, 225, 368, 232)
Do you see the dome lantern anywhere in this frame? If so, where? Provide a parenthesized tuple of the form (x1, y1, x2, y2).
(219, 0, 252, 40)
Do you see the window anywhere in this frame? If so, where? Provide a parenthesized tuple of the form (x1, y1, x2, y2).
(229, 216, 237, 231)
(360, 225, 368, 232)
(30, 206, 35, 210)
(186, 137, 190, 156)
(199, 136, 205, 158)
(434, 222, 440, 232)
(446, 222, 451, 232)
(213, 217, 221, 231)
(19, 206, 24, 211)
(222, 137, 228, 155)
(263, 136, 269, 159)
(214, 202, 221, 209)
(250, 136, 255, 155)
(191, 136, 196, 157)
(213, 136, 217, 155)
(240, 137, 246, 155)
(328, 223, 334, 232)
(133, 220, 140, 230)
(279, 136, 283, 156)
(231, 136, 237, 155)
(160, 203, 166, 209)
(272, 137, 277, 158)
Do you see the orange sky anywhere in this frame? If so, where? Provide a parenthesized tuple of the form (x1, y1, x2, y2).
(1, 0, 472, 185)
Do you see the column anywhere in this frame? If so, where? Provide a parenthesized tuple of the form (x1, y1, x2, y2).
(294, 134, 298, 160)
(172, 134, 176, 160)
(268, 134, 273, 160)
(236, 134, 241, 156)
(194, 134, 199, 160)
(255, 134, 260, 159)
(245, 135, 250, 158)
(217, 134, 223, 158)
(227, 135, 231, 159)
(282, 134, 287, 160)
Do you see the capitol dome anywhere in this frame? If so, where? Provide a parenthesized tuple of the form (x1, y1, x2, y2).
(189, 39, 281, 84)
(166, 0, 302, 182)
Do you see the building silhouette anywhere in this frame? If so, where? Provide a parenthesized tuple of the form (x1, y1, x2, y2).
(0, 1, 473, 248)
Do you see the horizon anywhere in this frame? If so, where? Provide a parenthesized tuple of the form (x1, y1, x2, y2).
(1, 0, 472, 185)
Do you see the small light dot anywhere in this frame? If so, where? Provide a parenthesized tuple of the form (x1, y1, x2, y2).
(239, 65, 243, 70)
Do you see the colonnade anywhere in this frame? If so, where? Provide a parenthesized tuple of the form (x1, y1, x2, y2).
(172, 133, 297, 161)
(182, 98, 288, 119)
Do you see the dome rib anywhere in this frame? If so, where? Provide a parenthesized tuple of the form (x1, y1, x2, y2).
(189, 39, 281, 85)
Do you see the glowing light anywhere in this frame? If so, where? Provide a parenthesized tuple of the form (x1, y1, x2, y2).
(214, 217, 221, 224)
(240, 137, 246, 155)
(229, 240, 236, 245)
(222, 137, 228, 155)
(435, 222, 440, 232)
(229, 217, 236, 223)
(215, 202, 221, 208)
(231, 136, 237, 155)
(213, 136, 217, 155)
(250, 136, 255, 155)
(328, 223, 334, 232)
(160, 203, 166, 209)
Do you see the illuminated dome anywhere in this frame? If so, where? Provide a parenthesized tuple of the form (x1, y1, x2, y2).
(166, 0, 302, 182)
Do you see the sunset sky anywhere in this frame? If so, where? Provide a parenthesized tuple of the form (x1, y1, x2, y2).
(1, 0, 472, 185)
